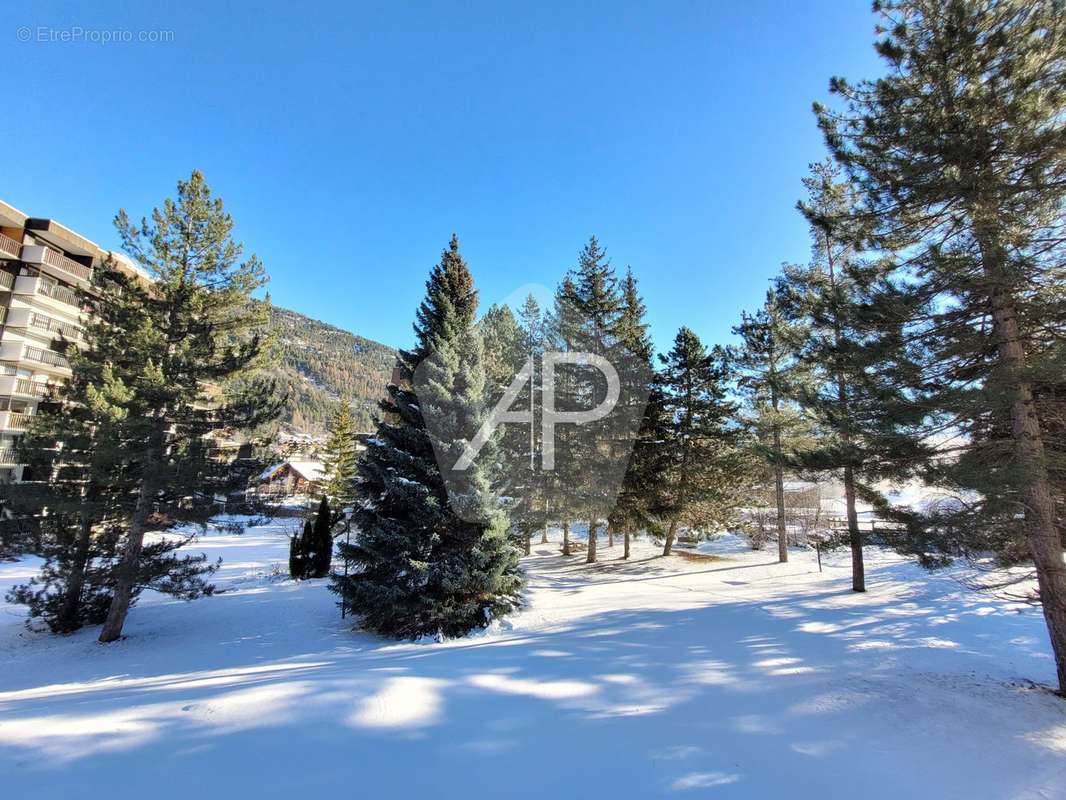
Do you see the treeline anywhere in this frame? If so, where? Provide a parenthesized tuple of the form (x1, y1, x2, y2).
(267, 306, 395, 433)
(336, 0, 1066, 696)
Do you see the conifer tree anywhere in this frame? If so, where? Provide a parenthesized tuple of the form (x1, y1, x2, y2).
(656, 327, 744, 556)
(731, 287, 812, 563)
(815, 0, 1066, 687)
(95, 171, 282, 642)
(517, 293, 551, 549)
(776, 161, 926, 591)
(289, 520, 312, 580)
(331, 236, 524, 639)
(481, 301, 545, 556)
(321, 401, 360, 507)
(544, 276, 581, 556)
(548, 237, 625, 564)
(6, 245, 262, 633)
(308, 496, 334, 578)
(480, 304, 526, 391)
(610, 269, 661, 559)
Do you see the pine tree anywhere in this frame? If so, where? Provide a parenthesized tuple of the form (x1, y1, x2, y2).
(656, 327, 745, 556)
(95, 171, 283, 642)
(814, 0, 1066, 688)
(775, 161, 925, 591)
(731, 287, 812, 563)
(4, 252, 242, 634)
(321, 402, 360, 507)
(331, 235, 524, 639)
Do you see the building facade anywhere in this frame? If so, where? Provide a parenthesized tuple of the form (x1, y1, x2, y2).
(0, 199, 147, 481)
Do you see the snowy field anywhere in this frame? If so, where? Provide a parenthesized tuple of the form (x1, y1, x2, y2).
(1, 518, 1064, 799)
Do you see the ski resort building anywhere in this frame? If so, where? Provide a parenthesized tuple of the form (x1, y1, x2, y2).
(0, 198, 150, 481)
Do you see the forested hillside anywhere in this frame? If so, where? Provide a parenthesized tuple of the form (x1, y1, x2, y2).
(268, 306, 396, 433)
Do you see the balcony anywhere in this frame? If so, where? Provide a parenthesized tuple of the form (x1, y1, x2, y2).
(19, 244, 93, 284)
(13, 275, 83, 310)
(0, 447, 17, 465)
(22, 345, 70, 373)
(0, 410, 33, 431)
(0, 271, 13, 291)
(0, 375, 50, 398)
(3, 308, 81, 341)
(0, 232, 21, 260)
(0, 341, 71, 375)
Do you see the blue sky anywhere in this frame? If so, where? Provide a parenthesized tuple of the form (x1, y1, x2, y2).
(4, 0, 884, 354)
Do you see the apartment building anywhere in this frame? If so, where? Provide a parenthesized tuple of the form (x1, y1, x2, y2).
(0, 199, 147, 481)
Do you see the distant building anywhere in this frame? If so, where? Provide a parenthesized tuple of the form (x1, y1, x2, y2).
(255, 460, 327, 497)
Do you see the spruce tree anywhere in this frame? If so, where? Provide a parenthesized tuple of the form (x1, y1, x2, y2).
(610, 269, 661, 559)
(544, 275, 581, 556)
(479, 304, 526, 391)
(516, 293, 551, 549)
(731, 287, 812, 563)
(815, 0, 1066, 687)
(321, 401, 360, 507)
(656, 327, 745, 556)
(331, 235, 524, 639)
(547, 237, 626, 564)
(481, 301, 544, 556)
(95, 171, 282, 642)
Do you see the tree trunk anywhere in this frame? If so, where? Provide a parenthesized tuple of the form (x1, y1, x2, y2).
(774, 432, 788, 564)
(608, 524, 614, 548)
(100, 417, 163, 643)
(57, 514, 94, 631)
(562, 521, 571, 556)
(98, 482, 154, 642)
(843, 463, 864, 593)
(586, 519, 597, 563)
(826, 235, 862, 592)
(662, 518, 678, 556)
(989, 281, 1066, 692)
(524, 531, 531, 556)
(624, 528, 631, 560)
(541, 499, 549, 543)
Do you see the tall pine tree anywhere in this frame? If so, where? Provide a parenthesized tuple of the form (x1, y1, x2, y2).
(4, 262, 219, 632)
(815, 0, 1066, 687)
(96, 171, 282, 642)
(731, 287, 812, 563)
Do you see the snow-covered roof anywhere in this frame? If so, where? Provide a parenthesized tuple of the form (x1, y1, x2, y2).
(259, 460, 327, 483)
(286, 460, 327, 483)
(258, 462, 285, 481)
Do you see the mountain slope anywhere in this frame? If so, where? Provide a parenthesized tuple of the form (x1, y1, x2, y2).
(268, 306, 396, 433)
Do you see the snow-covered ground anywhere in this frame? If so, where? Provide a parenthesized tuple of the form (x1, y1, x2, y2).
(1, 519, 1064, 799)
